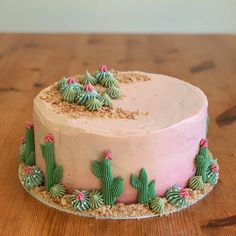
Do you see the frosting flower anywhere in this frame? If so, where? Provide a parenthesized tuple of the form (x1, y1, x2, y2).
(24, 166, 33, 176)
(76, 191, 85, 201)
(210, 163, 219, 173)
(84, 84, 94, 92)
(104, 151, 112, 160)
(26, 122, 34, 129)
(67, 77, 76, 84)
(199, 139, 208, 148)
(45, 133, 54, 143)
(100, 65, 108, 72)
(180, 188, 189, 199)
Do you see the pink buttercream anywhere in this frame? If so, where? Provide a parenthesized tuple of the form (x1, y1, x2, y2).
(210, 163, 219, 173)
(100, 65, 108, 72)
(104, 151, 112, 160)
(67, 77, 76, 84)
(199, 139, 208, 148)
(24, 166, 33, 176)
(84, 84, 93, 92)
(76, 191, 85, 201)
(26, 121, 34, 129)
(180, 188, 189, 198)
(45, 133, 54, 143)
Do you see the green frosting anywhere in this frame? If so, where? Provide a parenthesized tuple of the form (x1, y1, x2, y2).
(99, 93, 112, 107)
(22, 126, 36, 166)
(149, 197, 165, 214)
(94, 70, 111, 83)
(92, 159, 124, 205)
(49, 183, 66, 198)
(188, 176, 204, 190)
(22, 166, 43, 189)
(106, 85, 121, 99)
(81, 71, 97, 85)
(19, 143, 26, 162)
(130, 168, 156, 204)
(57, 77, 67, 92)
(100, 74, 119, 88)
(195, 154, 211, 183)
(206, 159, 219, 184)
(89, 190, 104, 209)
(61, 86, 77, 103)
(40, 141, 63, 192)
(70, 190, 90, 211)
(165, 186, 188, 208)
(86, 98, 102, 111)
(75, 90, 99, 105)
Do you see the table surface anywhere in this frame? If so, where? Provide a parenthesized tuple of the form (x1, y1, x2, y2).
(0, 33, 235, 236)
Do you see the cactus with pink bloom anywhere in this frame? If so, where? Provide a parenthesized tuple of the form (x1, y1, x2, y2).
(130, 168, 156, 204)
(40, 134, 63, 192)
(20, 122, 36, 166)
(93, 65, 112, 83)
(92, 151, 124, 205)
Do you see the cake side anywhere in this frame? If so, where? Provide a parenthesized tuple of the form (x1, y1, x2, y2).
(33, 72, 208, 203)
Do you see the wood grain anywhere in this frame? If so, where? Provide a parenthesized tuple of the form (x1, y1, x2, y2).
(0, 33, 236, 236)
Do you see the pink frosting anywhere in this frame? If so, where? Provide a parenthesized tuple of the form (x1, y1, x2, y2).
(199, 139, 208, 148)
(84, 84, 93, 92)
(75, 191, 85, 201)
(24, 166, 33, 176)
(67, 77, 76, 84)
(33, 72, 208, 203)
(26, 121, 34, 129)
(180, 188, 189, 198)
(100, 65, 108, 72)
(104, 151, 112, 160)
(45, 133, 54, 143)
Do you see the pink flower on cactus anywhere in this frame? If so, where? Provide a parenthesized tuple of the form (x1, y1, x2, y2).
(199, 139, 208, 148)
(67, 77, 76, 84)
(45, 133, 54, 143)
(24, 166, 33, 176)
(76, 191, 85, 202)
(100, 65, 108, 72)
(21, 136, 25, 144)
(210, 163, 219, 173)
(104, 151, 112, 160)
(180, 188, 189, 199)
(26, 122, 34, 129)
(84, 84, 93, 92)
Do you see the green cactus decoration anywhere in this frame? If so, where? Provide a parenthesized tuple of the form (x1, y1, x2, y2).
(49, 183, 66, 198)
(188, 176, 204, 190)
(89, 190, 104, 209)
(22, 166, 43, 189)
(194, 139, 211, 183)
(21, 122, 36, 166)
(149, 197, 165, 214)
(40, 134, 63, 192)
(19, 138, 26, 162)
(70, 189, 90, 211)
(206, 159, 219, 184)
(92, 151, 124, 205)
(130, 168, 156, 204)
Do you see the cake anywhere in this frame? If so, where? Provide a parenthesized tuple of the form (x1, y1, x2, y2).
(18, 66, 219, 219)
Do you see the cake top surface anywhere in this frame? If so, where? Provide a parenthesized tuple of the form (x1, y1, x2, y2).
(34, 71, 208, 137)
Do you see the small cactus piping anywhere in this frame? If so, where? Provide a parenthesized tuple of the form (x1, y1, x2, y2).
(99, 93, 112, 107)
(40, 134, 63, 192)
(106, 85, 121, 99)
(89, 190, 104, 209)
(149, 197, 165, 214)
(94, 65, 111, 83)
(100, 74, 119, 88)
(49, 183, 66, 198)
(92, 151, 124, 205)
(188, 176, 204, 190)
(130, 168, 156, 204)
(21, 122, 36, 166)
(19, 137, 26, 162)
(165, 186, 189, 208)
(75, 85, 99, 105)
(22, 166, 43, 189)
(70, 190, 90, 211)
(86, 98, 102, 111)
(81, 71, 97, 85)
(206, 159, 219, 184)
(56, 77, 67, 92)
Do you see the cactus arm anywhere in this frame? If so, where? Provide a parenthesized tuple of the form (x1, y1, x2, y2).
(40, 143, 55, 192)
(53, 165, 63, 184)
(25, 151, 35, 166)
(130, 174, 141, 189)
(139, 168, 148, 184)
(111, 177, 124, 197)
(148, 180, 156, 199)
(92, 161, 102, 177)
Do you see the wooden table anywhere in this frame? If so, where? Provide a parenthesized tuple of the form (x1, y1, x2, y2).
(0, 34, 235, 236)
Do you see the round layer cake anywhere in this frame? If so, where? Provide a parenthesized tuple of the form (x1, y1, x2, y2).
(33, 71, 208, 204)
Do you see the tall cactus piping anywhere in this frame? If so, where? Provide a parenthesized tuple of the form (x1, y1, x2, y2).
(92, 151, 124, 205)
(20, 122, 36, 166)
(195, 139, 211, 183)
(130, 168, 156, 204)
(40, 134, 63, 192)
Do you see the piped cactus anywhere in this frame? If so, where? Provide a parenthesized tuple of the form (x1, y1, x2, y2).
(20, 122, 36, 166)
(195, 139, 211, 183)
(130, 168, 156, 204)
(40, 133, 63, 192)
(92, 151, 124, 205)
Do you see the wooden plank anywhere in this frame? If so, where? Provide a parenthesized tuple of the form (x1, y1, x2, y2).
(0, 33, 235, 236)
